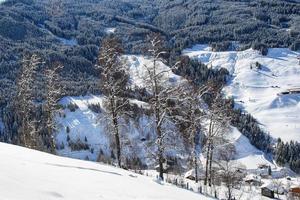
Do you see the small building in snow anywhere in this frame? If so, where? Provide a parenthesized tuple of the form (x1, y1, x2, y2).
(244, 174, 262, 186)
(261, 186, 275, 199)
(261, 182, 286, 198)
(256, 164, 271, 178)
(289, 186, 300, 199)
(184, 169, 205, 181)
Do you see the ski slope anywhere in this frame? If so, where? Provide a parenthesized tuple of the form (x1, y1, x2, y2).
(0, 142, 212, 200)
(183, 45, 300, 142)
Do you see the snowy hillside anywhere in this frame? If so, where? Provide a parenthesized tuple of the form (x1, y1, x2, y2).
(0, 142, 212, 200)
(124, 55, 183, 89)
(54, 54, 278, 175)
(228, 127, 274, 170)
(55, 55, 186, 165)
(183, 45, 300, 142)
(56, 95, 180, 165)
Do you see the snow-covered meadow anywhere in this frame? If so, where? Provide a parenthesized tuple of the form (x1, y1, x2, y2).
(183, 45, 300, 142)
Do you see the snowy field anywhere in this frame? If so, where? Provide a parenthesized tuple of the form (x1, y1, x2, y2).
(183, 45, 300, 142)
(0, 142, 212, 200)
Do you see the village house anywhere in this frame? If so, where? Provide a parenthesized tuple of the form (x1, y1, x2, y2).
(256, 164, 271, 178)
(184, 169, 206, 181)
(244, 174, 262, 186)
(261, 182, 286, 199)
(289, 186, 300, 200)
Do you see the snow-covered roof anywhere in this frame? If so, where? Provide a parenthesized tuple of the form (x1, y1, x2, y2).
(184, 169, 204, 178)
(244, 174, 261, 182)
(261, 182, 286, 194)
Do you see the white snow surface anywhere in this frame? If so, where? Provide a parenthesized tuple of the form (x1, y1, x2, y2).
(228, 127, 274, 170)
(124, 55, 183, 90)
(0, 142, 212, 200)
(183, 45, 300, 142)
(105, 28, 116, 34)
(55, 55, 186, 164)
(56, 95, 186, 165)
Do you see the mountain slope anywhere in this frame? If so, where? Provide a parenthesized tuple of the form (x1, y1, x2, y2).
(184, 45, 300, 142)
(0, 142, 212, 200)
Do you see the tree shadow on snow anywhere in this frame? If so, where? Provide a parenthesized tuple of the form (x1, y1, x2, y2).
(45, 163, 122, 176)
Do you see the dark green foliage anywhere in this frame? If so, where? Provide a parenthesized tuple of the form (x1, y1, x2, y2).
(67, 103, 78, 112)
(66, 126, 70, 133)
(87, 103, 102, 114)
(275, 139, 300, 173)
(68, 138, 89, 151)
(174, 56, 229, 86)
(231, 108, 272, 153)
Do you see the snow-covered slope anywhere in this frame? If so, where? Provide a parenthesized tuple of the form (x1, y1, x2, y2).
(56, 95, 161, 164)
(184, 45, 300, 142)
(55, 55, 186, 164)
(124, 55, 183, 89)
(0, 142, 212, 200)
(228, 127, 274, 170)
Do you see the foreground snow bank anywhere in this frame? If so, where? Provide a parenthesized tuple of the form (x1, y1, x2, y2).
(0, 142, 212, 200)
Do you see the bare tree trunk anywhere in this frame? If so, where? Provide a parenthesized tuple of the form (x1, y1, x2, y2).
(194, 150, 198, 183)
(156, 112, 164, 180)
(47, 125, 56, 154)
(113, 120, 121, 167)
(110, 96, 122, 167)
(192, 125, 198, 183)
(204, 141, 210, 186)
(208, 143, 214, 187)
(205, 118, 213, 186)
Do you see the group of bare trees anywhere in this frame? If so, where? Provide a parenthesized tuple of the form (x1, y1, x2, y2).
(96, 34, 240, 190)
(13, 33, 241, 197)
(14, 54, 62, 153)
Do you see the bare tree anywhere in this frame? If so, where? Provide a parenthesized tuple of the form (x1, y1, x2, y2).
(204, 86, 232, 187)
(215, 145, 245, 200)
(43, 63, 63, 153)
(175, 83, 209, 183)
(143, 33, 181, 180)
(15, 54, 41, 149)
(96, 36, 129, 167)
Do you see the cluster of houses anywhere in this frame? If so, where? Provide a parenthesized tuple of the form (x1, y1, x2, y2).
(183, 163, 300, 199)
(260, 182, 300, 199)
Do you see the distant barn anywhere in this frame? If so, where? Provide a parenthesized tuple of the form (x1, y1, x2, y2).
(279, 88, 300, 95)
(289, 186, 300, 199)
